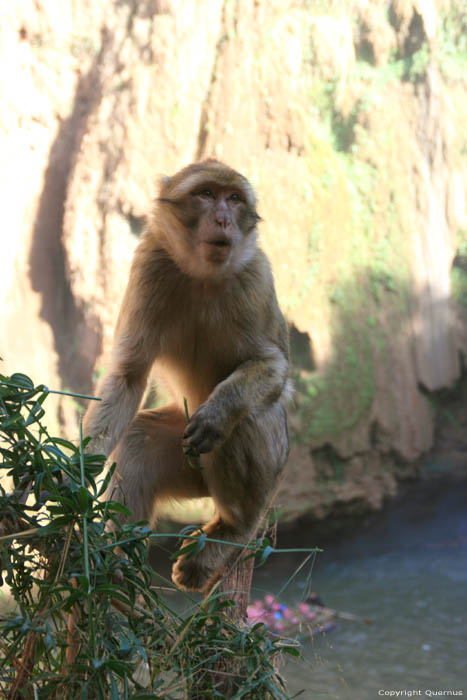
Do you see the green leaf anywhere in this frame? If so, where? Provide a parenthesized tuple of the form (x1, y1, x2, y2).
(43, 444, 71, 463)
(259, 545, 275, 564)
(251, 622, 266, 632)
(183, 396, 190, 421)
(24, 402, 45, 426)
(106, 502, 132, 516)
(171, 540, 198, 560)
(96, 465, 115, 498)
(9, 373, 34, 389)
(281, 645, 302, 658)
(177, 524, 201, 538)
(79, 486, 90, 512)
(37, 516, 74, 535)
(109, 672, 119, 700)
(47, 436, 78, 451)
(44, 631, 56, 651)
(105, 658, 132, 677)
(71, 574, 90, 590)
(195, 532, 206, 552)
(94, 587, 132, 607)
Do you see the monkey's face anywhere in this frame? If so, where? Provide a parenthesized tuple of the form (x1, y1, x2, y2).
(156, 161, 260, 279)
(190, 184, 255, 271)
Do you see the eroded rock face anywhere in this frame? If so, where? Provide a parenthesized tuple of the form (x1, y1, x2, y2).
(1, 0, 466, 521)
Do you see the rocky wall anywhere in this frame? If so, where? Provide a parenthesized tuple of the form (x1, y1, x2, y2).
(1, 0, 466, 521)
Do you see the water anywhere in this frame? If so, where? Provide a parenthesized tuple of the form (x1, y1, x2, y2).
(251, 476, 467, 699)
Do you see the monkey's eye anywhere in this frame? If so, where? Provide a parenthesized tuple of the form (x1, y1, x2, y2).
(197, 188, 214, 198)
(229, 193, 242, 202)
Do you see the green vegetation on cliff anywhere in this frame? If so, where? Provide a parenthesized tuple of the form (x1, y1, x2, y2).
(286, 1, 465, 449)
(451, 229, 467, 308)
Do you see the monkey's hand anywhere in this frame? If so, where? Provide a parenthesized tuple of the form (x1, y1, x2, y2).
(182, 403, 225, 455)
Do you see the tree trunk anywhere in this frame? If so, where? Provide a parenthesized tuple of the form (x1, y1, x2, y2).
(193, 554, 255, 698)
(213, 554, 255, 695)
(218, 553, 255, 623)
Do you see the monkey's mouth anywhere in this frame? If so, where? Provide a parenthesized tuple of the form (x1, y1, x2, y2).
(207, 239, 231, 248)
(204, 239, 232, 263)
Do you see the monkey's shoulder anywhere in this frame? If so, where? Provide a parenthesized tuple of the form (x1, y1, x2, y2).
(128, 242, 187, 304)
(245, 246, 274, 282)
(132, 240, 175, 278)
(229, 248, 275, 302)
(244, 249, 289, 357)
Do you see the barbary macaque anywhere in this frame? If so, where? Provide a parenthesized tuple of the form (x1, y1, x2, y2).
(83, 159, 290, 592)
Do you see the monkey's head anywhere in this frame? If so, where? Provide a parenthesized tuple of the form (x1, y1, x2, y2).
(154, 160, 261, 279)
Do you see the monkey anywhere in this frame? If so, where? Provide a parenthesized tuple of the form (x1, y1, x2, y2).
(83, 159, 290, 593)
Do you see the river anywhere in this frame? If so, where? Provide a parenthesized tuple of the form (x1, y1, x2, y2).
(252, 475, 467, 699)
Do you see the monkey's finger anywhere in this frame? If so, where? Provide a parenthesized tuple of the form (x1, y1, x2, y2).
(182, 443, 200, 457)
(182, 435, 205, 453)
(183, 423, 210, 444)
(183, 422, 198, 438)
(196, 442, 216, 454)
(182, 424, 201, 443)
(183, 430, 220, 454)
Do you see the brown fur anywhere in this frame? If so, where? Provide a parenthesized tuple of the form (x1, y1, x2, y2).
(83, 160, 290, 592)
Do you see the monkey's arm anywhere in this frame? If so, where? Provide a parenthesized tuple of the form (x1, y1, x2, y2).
(83, 254, 161, 455)
(83, 338, 154, 456)
(183, 343, 289, 455)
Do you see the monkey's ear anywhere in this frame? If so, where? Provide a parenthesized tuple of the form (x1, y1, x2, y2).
(156, 174, 172, 199)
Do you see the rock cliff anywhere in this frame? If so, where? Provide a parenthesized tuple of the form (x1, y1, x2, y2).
(1, 0, 466, 522)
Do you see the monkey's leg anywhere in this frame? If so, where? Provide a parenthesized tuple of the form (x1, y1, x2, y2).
(108, 405, 208, 524)
(172, 403, 288, 592)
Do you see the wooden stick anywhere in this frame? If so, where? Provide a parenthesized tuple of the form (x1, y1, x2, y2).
(218, 554, 255, 623)
(192, 554, 255, 698)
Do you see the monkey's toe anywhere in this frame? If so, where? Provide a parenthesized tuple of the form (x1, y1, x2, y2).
(171, 556, 218, 593)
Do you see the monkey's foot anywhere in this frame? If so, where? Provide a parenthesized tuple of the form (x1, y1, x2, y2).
(171, 555, 221, 593)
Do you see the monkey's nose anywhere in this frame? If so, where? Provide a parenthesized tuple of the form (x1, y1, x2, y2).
(214, 201, 231, 229)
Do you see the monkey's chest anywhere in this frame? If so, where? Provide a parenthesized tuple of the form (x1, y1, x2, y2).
(155, 312, 243, 407)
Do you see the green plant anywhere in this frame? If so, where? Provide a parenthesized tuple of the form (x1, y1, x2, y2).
(407, 43, 430, 81)
(451, 230, 467, 308)
(451, 267, 467, 308)
(437, 2, 467, 81)
(455, 229, 467, 259)
(0, 371, 308, 699)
